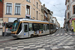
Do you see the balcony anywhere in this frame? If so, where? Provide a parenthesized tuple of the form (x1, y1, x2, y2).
(45, 13, 48, 17)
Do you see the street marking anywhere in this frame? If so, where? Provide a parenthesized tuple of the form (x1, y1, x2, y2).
(38, 48, 45, 50)
(63, 46, 71, 49)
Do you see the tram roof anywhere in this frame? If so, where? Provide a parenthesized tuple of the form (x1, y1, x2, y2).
(18, 19, 53, 24)
(19, 19, 48, 22)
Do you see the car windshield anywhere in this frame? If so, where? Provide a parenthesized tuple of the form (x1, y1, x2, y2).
(10, 20, 19, 31)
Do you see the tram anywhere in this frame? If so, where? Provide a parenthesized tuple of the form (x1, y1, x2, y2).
(6, 19, 56, 38)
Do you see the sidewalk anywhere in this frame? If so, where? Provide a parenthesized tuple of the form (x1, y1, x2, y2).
(0, 29, 2, 36)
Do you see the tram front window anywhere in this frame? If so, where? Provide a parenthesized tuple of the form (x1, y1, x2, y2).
(10, 20, 19, 31)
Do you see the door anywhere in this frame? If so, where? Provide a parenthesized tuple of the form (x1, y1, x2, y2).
(23, 23, 29, 37)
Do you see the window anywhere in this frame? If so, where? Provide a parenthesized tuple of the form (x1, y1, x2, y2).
(68, 0, 70, 2)
(73, 0, 75, 1)
(33, 0, 35, 6)
(39, 24, 43, 30)
(50, 24, 53, 29)
(36, 11, 38, 20)
(17, 23, 22, 34)
(26, 5, 30, 15)
(68, 13, 70, 19)
(67, 5, 69, 10)
(73, 5, 75, 14)
(24, 25, 28, 32)
(26, 0, 30, 2)
(43, 24, 47, 31)
(15, 3, 20, 15)
(47, 24, 49, 29)
(29, 24, 33, 31)
(6, 3, 12, 15)
(33, 24, 39, 31)
(36, 2, 38, 8)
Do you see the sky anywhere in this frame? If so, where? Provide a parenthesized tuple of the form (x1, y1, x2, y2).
(40, 0, 66, 27)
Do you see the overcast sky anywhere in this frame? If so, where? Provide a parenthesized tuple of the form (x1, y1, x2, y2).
(40, 0, 66, 27)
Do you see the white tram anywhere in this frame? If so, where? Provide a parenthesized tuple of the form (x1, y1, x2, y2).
(7, 19, 56, 38)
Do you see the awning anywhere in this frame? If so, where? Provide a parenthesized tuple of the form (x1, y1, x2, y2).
(72, 18, 75, 20)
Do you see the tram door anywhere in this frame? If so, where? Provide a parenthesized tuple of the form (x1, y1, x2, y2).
(23, 23, 29, 37)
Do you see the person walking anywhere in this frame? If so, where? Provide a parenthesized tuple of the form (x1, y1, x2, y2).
(72, 27, 74, 35)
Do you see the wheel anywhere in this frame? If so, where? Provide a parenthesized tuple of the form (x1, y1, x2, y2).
(31, 34, 34, 38)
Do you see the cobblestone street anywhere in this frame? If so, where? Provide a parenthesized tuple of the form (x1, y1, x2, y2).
(0, 29, 75, 50)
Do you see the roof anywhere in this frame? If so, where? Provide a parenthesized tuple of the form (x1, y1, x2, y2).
(19, 19, 48, 22)
(18, 19, 54, 24)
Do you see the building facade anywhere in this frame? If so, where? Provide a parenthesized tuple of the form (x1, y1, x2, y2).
(41, 4, 53, 22)
(50, 11, 53, 23)
(65, 0, 75, 31)
(53, 17, 60, 28)
(0, 0, 4, 28)
(3, 0, 41, 32)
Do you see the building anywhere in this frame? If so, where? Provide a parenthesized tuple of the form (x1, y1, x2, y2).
(41, 4, 49, 21)
(41, 4, 53, 22)
(57, 22, 60, 28)
(50, 11, 53, 23)
(0, 0, 4, 28)
(3, 0, 41, 33)
(52, 17, 60, 28)
(64, 18, 66, 28)
(65, 0, 75, 31)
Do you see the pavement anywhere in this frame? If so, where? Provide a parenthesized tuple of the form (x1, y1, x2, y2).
(0, 29, 75, 50)
(0, 29, 2, 36)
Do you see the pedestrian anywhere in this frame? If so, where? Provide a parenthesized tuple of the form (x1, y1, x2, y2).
(72, 27, 74, 34)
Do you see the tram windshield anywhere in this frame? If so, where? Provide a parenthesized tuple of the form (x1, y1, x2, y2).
(10, 20, 19, 31)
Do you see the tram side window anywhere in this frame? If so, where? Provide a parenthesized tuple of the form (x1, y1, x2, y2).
(24, 25, 28, 32)
(45, 24, 47, 30)
(50, 24, 53, 29)
(43, 24, 46, 31)
(50, 24, 52, 29)
(47, 24, 49, 30)
(33, 24, 38, 31)
(39, 24, 43, 31)
(29, 24, 33, 31)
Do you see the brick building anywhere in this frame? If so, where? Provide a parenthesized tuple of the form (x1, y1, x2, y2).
(0, 0, 3, 28)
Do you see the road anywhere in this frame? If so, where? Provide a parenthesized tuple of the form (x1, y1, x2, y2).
(0, 28, 75, 50)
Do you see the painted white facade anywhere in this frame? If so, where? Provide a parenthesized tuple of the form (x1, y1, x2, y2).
(66, 0, 75, 21)
(52, 17, 60, 27)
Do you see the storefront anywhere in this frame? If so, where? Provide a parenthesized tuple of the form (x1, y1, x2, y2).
(71, 18, 75, 32)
